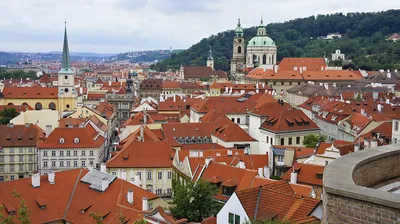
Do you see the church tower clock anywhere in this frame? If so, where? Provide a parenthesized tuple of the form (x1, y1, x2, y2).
(231, 18, 246, 77)
(58, 22, 77, 112)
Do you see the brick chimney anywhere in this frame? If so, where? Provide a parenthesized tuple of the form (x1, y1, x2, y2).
(32, 173, 40, 188)
(127, 189, 133, 204)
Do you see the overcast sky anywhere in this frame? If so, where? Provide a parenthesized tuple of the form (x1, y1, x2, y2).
(0, 0, 399, 53)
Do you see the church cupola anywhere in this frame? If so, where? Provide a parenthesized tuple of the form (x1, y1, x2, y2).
(126, 74, 133, 93)
(256, 16, 267, 36)
(207, 47, 214, 70)
(235, 18, 244, 37)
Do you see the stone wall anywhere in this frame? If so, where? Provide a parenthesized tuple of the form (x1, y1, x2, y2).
(322, 145, 400, 224)
(323, 190, 400, 223)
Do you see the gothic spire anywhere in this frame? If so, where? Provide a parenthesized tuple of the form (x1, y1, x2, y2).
(208, 46, 213, 60)
(61, 21, 71, 70)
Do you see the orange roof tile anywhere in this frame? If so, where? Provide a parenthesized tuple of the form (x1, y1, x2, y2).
(279, 58, 326, 71)
(0, 124, 44, 147)
(0, 169, 159, 224)
(38, 125, 104, 149)
(2, 87, 58, 99)
(106, 142, 174, 168)
(282, 163, 325, 186)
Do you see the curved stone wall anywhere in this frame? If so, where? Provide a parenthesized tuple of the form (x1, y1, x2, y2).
(322, 144, 400, 223)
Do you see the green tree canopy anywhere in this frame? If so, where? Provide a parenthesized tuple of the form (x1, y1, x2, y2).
(172, 180, 219, 222)
(303, 134, 327, 148)
(151, 10, 400, 72)
(0, 108, 20, 125)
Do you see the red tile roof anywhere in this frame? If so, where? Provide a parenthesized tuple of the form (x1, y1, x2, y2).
(279, 58, 326, 71)
(0, 124, 44, 147)
(0, 169, 159, 223)
(38, 125, 104, 149)
(212, 118, 255, 142)
(282, 163, 325, 186)
(162, 123, 217, 139)
(106, 142, 174, 168)
(124, 112, 155, 126)
(162, 81, 182, 89)
(236, 183, 320, 222)
(260, 108, 320, 133)
(2, 87, 58, 99)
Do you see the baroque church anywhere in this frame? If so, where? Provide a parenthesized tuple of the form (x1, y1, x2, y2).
(0, 23, 77, 114)
(230, 18, 277, 76)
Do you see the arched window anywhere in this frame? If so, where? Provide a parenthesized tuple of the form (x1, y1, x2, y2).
(7, 102, 14, 106)
(263, 55, 267, 65)
(22, 102, 28, 106)
(35, 102, 42, 110)
(49, 102, 56, 110)
(238, 46, 242, 54)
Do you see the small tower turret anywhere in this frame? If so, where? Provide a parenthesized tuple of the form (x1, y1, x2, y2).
(207, 46, 214, 70)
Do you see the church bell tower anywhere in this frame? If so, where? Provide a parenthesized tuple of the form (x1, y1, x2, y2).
(231, 18, 246, 76)
(58, 22, 77, 112)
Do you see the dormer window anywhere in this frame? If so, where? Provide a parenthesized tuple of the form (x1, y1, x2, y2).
(74, 138, 80, 144)
(59, 138, 65, 144)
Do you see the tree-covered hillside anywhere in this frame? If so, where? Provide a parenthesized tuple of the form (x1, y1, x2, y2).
(151, 10, 400, 72)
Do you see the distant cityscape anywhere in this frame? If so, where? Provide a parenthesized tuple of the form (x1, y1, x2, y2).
(0, 8, 399, 224)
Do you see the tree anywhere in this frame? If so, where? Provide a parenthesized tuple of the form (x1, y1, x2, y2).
(0, 190, 31, 224)
(89, 212, 103, 224)
(303, 134, 327, 148)
(172, 180, 219, 222)
(134, 219, 148, 224)
(0, 108, 20, 125)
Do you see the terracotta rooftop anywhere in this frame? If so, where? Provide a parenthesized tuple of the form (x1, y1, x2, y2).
(1, 87, 58, 99)
(282, 163, 325, 186)
(106, 142, 174, 168)
(236, 183, 320, 222)
(279, 57, 326, 71)
(38, 125, 104, 149)
(0, 124, 44, 147)
(0, 169, 159, 223)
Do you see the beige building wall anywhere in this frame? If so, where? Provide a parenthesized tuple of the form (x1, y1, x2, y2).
(107, 167, 173, 197)
(0, 146, 38, 182)
(11, 110, 60, 130)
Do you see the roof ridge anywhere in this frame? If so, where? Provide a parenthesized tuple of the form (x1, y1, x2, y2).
(253, 186, 263, 220)
(63, 169, 83, 219)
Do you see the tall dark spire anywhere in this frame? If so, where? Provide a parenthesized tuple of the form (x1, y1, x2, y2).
(61, 21, 71, 70)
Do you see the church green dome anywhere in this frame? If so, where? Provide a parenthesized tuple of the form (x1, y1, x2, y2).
(248, 36, 276, 47)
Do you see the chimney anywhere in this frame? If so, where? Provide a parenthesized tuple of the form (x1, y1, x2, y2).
(199, 150, 204, 157)
(299, 67, 303, 74)
(386, 99, 390, 104)
(80, 87, 83, 95)
(227, 149, 232, 156)
(25, 123, 30, 128)
(205, 157, 213, 167)
(100, 163, 106, 172)
(45, 125, 52, 138)
(361, 109, 365, 116)
(101, 177, 109, 192)
(48, 171, 55, 184)
(121, 170, 127, 180)
(173, 94, 176, 102)
(140, 126, 144, 142)
(239, 161, 246, 169)
(7, 123, 14, 128)
(294, 67, 298, 71)
(370, 139, 378, 148)
(127, 189, 133, 204)
(31, 173, 40, 188)
(290, 170, 297, 184)
(142, 197, 148, 211)
(332, 83, 336, 88)
(325, 160, 329, 166)
(225, 86, 228, 93)
(387, 72, 391, 78)
(263, 166, 270, 179)
(109, 80, 112, 86)
(244, 147, 249, 155)
(274, 65, 279, 73)
(324, 83, 329, 90)
(134, 172, 141, 187)
(354, 144, 360, 152)
(377, 104, 382, 112)
(258, 167, 263, 178)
